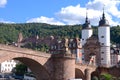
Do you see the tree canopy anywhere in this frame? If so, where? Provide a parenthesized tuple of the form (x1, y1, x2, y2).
(0, 23, 119, 46)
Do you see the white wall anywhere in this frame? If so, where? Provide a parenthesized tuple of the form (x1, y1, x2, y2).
(82, 29, 92, 46)
(0, 60, 17, 73)
(98, 26, 110, 46)
(100, 47, 111, 67)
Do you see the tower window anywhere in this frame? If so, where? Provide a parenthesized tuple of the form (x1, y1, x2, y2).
(101, 36, 104, 38)
(101, 43, 104, 45)
(101, 58, 104, 60)
(101, 52, 104, 54)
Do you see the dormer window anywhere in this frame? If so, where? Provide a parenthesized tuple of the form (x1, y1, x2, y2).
(69, 44, 71, 47)
(58, 45, 60, 50)
(73, 43, 76, 47)
(54, 46, 56, 49)
(51, 46, 54, 49)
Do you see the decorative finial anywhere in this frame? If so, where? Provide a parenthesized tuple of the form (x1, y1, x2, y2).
(102, 4, 105, 19)
(85, 8, 88, 23)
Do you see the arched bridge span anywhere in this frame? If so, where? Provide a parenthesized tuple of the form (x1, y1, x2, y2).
(0, 44, 53, 80)
(75, 64, 97, 80)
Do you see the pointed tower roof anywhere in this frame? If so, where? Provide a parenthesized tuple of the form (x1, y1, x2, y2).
(82, 9, 91, 29)
(99, 7, 109, 26)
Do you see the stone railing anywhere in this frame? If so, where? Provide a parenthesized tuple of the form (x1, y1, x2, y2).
(0, 44, 51, 58)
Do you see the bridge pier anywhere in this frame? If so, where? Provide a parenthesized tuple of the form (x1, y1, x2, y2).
(52, 54, 75, 80)
(85, 69, 91, 80)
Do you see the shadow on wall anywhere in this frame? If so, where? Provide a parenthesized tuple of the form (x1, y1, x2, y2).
(75, 68, 85, 80)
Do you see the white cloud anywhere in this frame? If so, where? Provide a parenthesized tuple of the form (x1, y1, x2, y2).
(0, 19, 14, 23)
(0, 0, 7, 7)
(86, 0, 120, 25)
(56, 0, 120, 26)
(26, 0, 120, 26)
(56, 5, 103, 25)
(56, 5, 86, 25)
(26, 16, 65, 25)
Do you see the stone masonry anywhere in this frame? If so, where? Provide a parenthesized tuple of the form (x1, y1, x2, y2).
(0, 44, 96, 80)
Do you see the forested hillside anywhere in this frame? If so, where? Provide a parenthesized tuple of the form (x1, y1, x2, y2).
(0, 23, 119, 44)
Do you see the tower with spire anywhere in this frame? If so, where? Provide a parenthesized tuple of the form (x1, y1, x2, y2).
(81, 10, 93, 64)
(82, 10, 93, 46)
(81, 7, 111, 67)
(98, 8, 111, 67)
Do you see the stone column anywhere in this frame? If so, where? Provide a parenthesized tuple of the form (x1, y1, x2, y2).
(52, 54, 75, 80)
(85, 69, 91, 80)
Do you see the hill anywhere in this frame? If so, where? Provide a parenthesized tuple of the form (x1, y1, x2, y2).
(0, 23, 119, 44)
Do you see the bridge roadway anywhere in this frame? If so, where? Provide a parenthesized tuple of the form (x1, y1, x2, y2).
(0, 44, 97, 80)
(0, 44, 52, 63)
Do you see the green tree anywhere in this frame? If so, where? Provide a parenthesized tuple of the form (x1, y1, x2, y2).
(13, 63, 27, 76)
(0, 23, 119, 51)
(100, 73, 113, 80)
(92, 76, 99, 80)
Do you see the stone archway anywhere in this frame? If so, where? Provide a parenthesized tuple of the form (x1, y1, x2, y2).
(14, 57, 51, 80)
(0, 46, 53, 80)
(75, 68, 84, 79)
(89, 53, 96, 65)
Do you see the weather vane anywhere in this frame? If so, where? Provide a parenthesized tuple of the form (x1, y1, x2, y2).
(103, 4, 105, 12)
(86, 8, 88, 17)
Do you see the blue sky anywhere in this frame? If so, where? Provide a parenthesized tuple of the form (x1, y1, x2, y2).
(0, 0, 120, 26)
